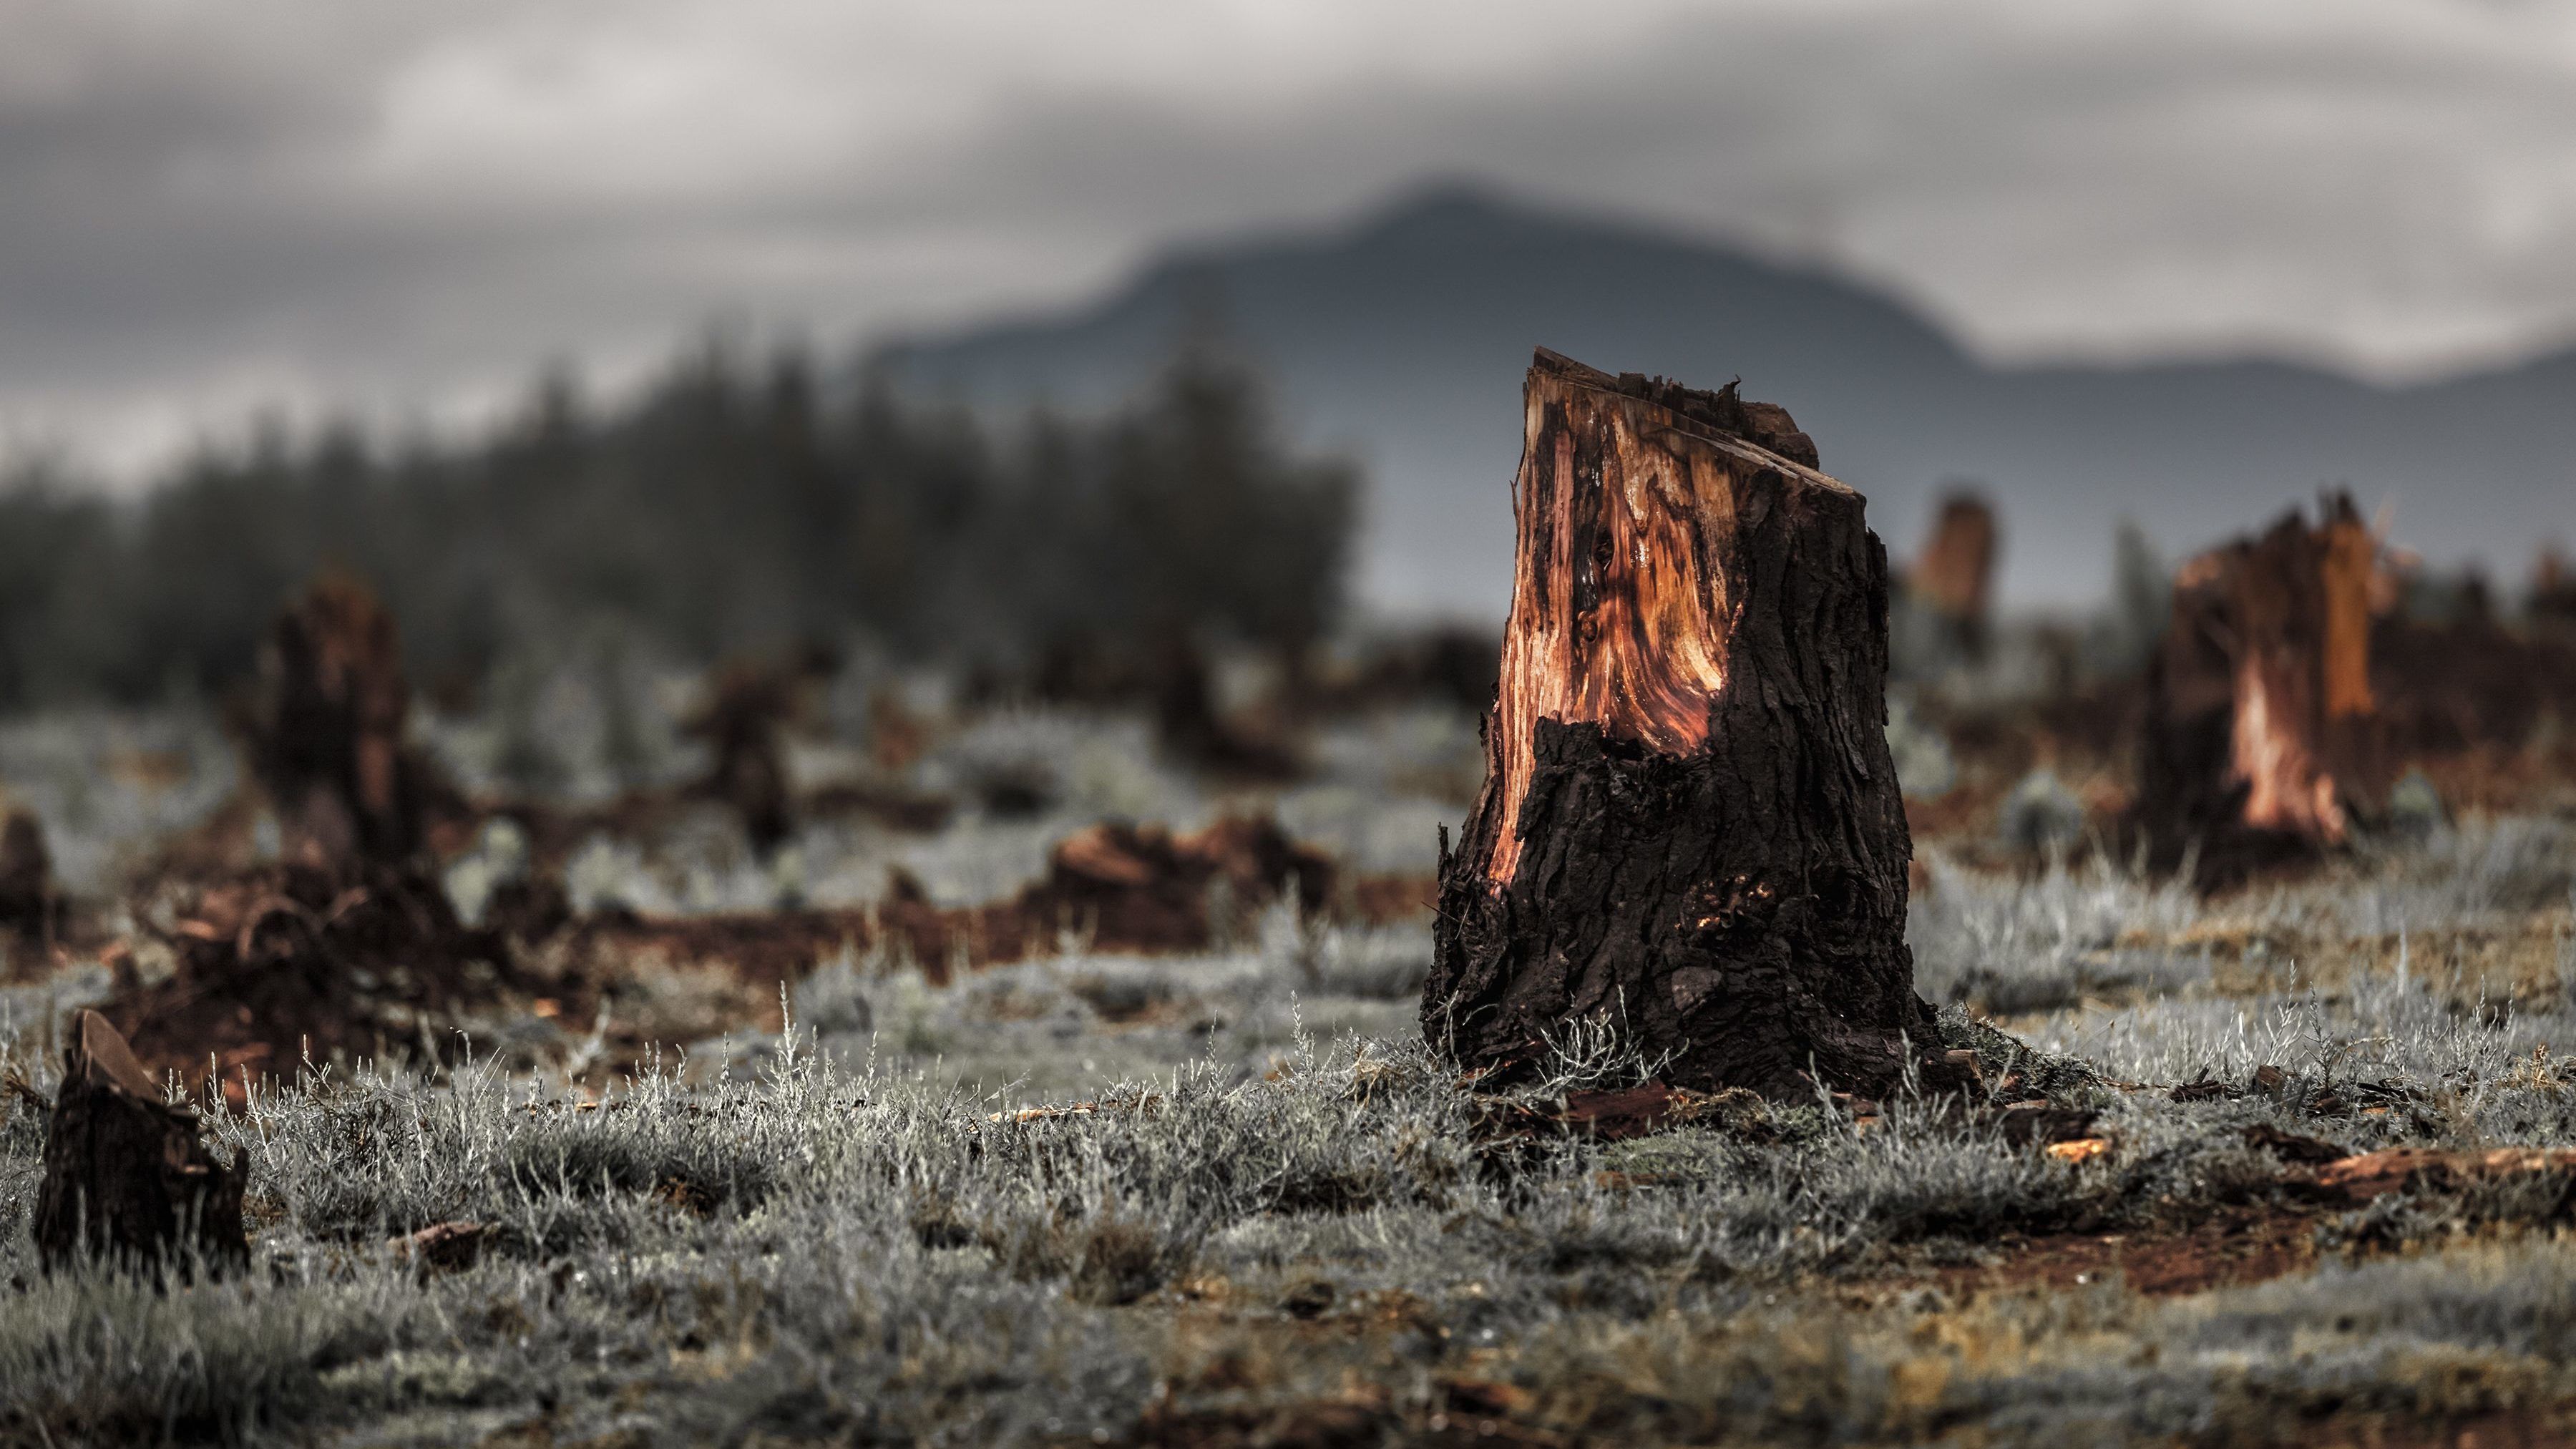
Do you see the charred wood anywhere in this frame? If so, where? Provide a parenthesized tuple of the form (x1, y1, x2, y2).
(1426, 348, 1956, 1100)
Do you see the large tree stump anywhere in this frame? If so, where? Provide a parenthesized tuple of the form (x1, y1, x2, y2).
(34, 1010, 247, 1277)
(1425, 349, 1948, 1099)
(2137, 494, 2386, 878)
(246, 577, 427, 877)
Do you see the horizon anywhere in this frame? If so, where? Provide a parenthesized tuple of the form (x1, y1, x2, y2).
(14, 1, 2576, 482)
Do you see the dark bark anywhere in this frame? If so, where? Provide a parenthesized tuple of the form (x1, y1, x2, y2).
(245, 576, 430, 877)
(2137, 493, 2386, 882)
(1425, 348, 1948, 1099)
(34, 1010, 247, 1277)
(0, 804, 51, 939)
(688, 661, 800, 854)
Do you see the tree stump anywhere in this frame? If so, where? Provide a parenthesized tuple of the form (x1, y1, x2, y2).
(34, 1010, 248, 1277)
(1425, 349, 1949, 1099)
(0, 801, 52, 940)
(687, 660, 801, 855)
(1908, 489, 1999, 663)
(246, 577, 427, 877)
(2137, 494, 2386, 879)
(2532, 547, 2576, 633)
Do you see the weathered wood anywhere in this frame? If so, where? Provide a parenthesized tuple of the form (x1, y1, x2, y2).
(2138, 494, 2386, 876)
(33, 1010, 247, 1277)
(246, 577, 427, 877)
(1425, 348, 1949, 1099)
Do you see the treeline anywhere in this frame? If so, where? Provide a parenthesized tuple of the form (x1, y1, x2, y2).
(0, 340, 1357, 708)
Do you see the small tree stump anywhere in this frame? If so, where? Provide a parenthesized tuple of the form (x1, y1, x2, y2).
(2138, 494, 2387, 877)
(1908, 489, 1999, 663)
(1425, 349, 1950, 1098)
(0, 802, 52, 938)
(247, 577, 427, 877)
(33, 1010, 248, 1277)
(2531, 547, 2576, 633)
(687, 660, 801, 855)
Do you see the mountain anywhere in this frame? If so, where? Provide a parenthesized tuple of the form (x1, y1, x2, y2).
(874, 186, 2576, 620)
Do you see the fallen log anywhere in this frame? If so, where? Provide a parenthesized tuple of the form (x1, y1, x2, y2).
(2310, 1146, 2576, 1204)
(1426, 349, 1961, 1099)
(33, 1010, 247, 1277)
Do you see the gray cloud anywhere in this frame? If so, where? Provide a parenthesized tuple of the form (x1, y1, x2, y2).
(7, 0, 2576, 476)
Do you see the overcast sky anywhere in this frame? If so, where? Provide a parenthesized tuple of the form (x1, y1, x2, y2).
(10, 0, 2576, 478)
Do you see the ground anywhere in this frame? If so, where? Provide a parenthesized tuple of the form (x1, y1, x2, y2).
(5, 694, 2576, 1447)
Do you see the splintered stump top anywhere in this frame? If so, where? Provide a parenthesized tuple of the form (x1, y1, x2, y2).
(1429, 349, 1942, 1100)
(2140, 493, 2386, 879)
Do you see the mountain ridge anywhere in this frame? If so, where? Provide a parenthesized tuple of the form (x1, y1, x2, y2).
(876, 185, 2576, 618)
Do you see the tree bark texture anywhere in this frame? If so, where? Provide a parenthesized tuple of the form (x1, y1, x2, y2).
(2139, 493, 2386, 877)
(1425, 348, 1942, 1099)
(34, 1010, 248, 1277)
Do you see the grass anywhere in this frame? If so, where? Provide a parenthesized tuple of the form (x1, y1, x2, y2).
(9, 705, 2576, 1443)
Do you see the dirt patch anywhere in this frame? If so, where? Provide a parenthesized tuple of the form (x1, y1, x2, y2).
(106, 863, 514, 1093)
(562, 812, 1341, 984)
(1938, 1207, 2323, 1299)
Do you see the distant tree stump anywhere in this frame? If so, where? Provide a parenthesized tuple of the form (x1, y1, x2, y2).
(688, 661, 801, 855)
(1425, 349, 1951, 1099)
(0, 802, 52, 939)
(2532, 547, 2576, 633)
(2138, 494, 2387, 877)
(34, 1010, 247, 1277)
(1908, 489, 2000, 663)
(246, 577, 428, 878)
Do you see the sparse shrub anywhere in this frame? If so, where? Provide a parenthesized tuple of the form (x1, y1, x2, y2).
(790, 943, 876, 1040)
(1996, 767, 2087, 856)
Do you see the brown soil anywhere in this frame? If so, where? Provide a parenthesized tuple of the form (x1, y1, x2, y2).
(1935, 1206, 2323, 1299)
(104, 863, 514, 1094)
(1344, 872, 1435, 925)
(97, 812, 1381, 1086)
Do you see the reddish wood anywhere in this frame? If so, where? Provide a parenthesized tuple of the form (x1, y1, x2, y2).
(1428, 349, 1951, 1099)
(2139, 494, 2389, 876)
(1910, 490, 2000, 658)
